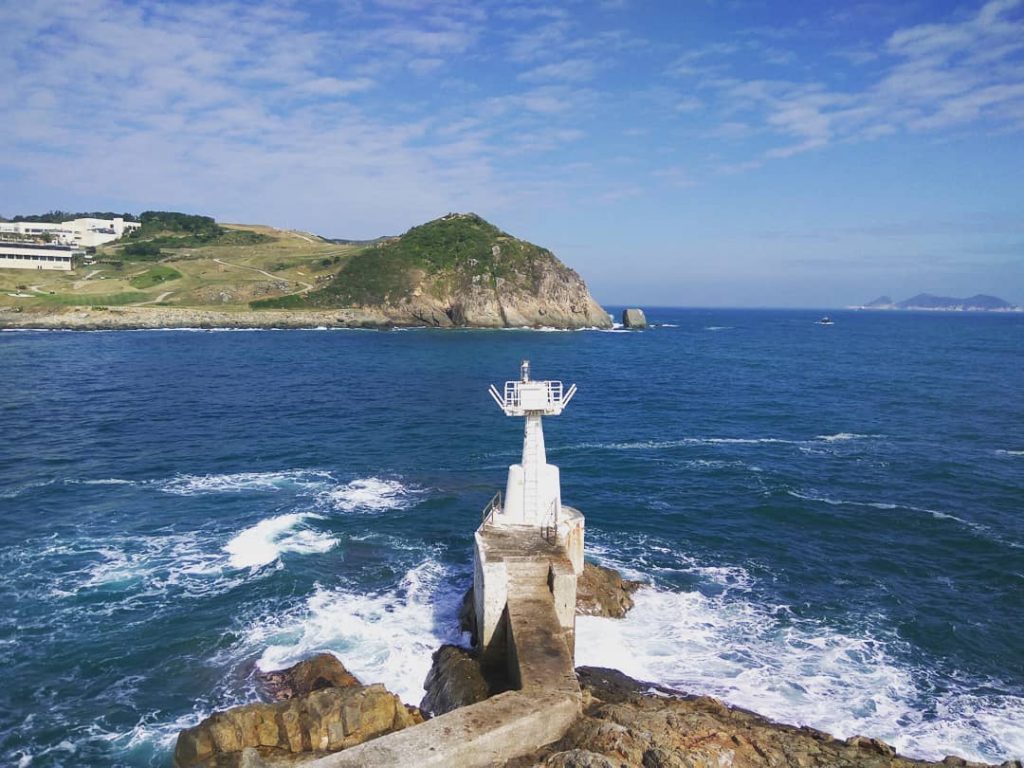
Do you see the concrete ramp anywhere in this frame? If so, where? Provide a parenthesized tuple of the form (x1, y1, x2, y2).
(311, 560, 581, 768)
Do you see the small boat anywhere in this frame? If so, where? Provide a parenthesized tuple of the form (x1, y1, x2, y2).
(818, 316, 834, 325)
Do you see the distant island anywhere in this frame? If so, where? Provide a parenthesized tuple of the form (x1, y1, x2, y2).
(0, 212, 611, 330)
(855, 293, 1021, 312)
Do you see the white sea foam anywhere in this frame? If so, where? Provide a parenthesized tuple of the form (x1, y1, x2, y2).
(162, 470, 332, 496)
(705, 325, 733, 331)
(224, 513, 337, 569)
(815, 432, 879, 442)
(0, 478, 59, 499)
(316, 477, 417, 513)
(785, 490, 1021, 548)
(995, 449, 1024, 456)
(72, 478, 139, 486)
(576, 579, 1024, 763)
(563, 433, 885, 454)
(247, 557, 467, 704)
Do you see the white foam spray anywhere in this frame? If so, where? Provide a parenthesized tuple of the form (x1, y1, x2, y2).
(245, 557, 467, 705)
(224, 513, 337, 569)
(576, 559, 1024, 764)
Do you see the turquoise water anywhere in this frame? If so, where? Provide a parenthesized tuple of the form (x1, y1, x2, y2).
(1, 309, 1022, 766)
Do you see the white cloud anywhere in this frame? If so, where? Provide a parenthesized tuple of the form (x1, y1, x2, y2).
(675, 0, 1024, 164)
(518, 58, 600, 83)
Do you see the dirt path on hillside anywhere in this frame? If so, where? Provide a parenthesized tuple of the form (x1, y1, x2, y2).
(212, 258, 315, 295)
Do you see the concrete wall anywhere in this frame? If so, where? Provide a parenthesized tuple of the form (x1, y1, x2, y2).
(559, 507, 585, 575)
(473, 532, 508, 664)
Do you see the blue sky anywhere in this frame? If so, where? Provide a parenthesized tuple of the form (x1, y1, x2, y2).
(2, 0, 1022, 307)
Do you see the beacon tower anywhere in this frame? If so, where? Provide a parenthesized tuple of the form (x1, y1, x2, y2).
(473, 361, 585, 666)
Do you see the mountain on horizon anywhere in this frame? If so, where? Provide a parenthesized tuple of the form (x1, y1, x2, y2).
(861, 293, 1018, 311)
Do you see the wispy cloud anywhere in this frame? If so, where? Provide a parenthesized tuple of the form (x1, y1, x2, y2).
(674, 0, 1024, 168)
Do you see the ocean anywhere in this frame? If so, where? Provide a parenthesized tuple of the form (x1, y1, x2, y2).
(1, 308, 1021, 766)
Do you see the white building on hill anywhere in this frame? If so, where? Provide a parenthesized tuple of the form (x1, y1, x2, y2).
(0, 217, 141, 248)
(0, 241, 82, 271)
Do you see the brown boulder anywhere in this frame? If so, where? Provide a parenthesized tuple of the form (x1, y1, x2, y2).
(576, 562, 643, 618)
(174, 684, 414, 767)
(420, 644, 491, 716)
(257, 653, 361, 701)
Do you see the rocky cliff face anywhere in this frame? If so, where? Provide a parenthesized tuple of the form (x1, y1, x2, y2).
(508, 668, 1012, 768)
(295, 213, 612, 329)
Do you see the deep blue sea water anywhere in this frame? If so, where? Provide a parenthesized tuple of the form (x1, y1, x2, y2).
(1, 308, 1022, 767)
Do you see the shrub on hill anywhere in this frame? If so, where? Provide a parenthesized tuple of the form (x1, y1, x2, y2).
(125, 212, 273, 249)
(121, 242, 165, 261)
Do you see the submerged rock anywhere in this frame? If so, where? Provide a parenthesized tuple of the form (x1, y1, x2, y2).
(420, 644, 491, 716)
(576, 562, 643, 618)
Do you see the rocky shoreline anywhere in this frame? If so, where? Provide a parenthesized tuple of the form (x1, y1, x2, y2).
(0, 304, 611, 331)
(172, 563, 1017, 768)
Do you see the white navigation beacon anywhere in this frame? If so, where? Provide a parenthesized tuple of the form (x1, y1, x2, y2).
(487, 360, 577, 527)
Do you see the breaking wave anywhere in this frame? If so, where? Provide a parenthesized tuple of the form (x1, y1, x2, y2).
(576, 559, 1024, 763)
(243, 556, 468, 704)
(224, 513, 337, 569)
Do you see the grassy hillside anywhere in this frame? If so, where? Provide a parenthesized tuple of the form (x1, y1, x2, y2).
(252, 213, 555, 309)
(0, 219, 361, 312)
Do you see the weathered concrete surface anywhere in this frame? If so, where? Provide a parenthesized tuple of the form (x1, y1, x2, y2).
(474, 520, 581, 665)
(309, 690, 579, 768)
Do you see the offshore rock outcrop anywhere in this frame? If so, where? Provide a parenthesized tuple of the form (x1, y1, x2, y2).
(508, 668, 1013, 768)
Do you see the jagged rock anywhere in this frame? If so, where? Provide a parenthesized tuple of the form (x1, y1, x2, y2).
(847, 735, 897, 757)
(506, 667, 1003, 768)
(622, 308, 647, 329)
(174, 683, 415, 768)
(576, 562, 643, 618)
(420, 644, 490, 716)
(545, 749, 617, 767)
(257, 653, 360, 701)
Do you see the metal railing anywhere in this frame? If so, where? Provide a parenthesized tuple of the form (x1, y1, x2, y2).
(481, 491, 502, 525)
(541, 498, 559, 543)
(488, 380, 577, 414)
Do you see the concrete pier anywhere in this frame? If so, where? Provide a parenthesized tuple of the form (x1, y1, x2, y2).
(311, 548, 582, 767)
(309, 363, 586, 767)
